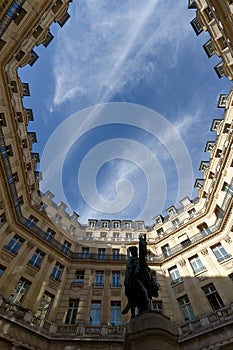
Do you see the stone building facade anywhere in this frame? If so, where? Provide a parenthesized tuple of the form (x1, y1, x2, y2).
(0, 1, 232, 349)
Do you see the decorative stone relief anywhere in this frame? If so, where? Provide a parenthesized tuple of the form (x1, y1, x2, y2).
(201, 248, 209, 256)
(25, 266, 37, 278)
(1, 251, 13, 263)
(27, 241, 35, 249)
(93, 290, 102, 297)
(48, 280, 58, 290)
(173, 283, 184, 294)
(179, 259, 186, 266)
(225, 235, 232, 244)
(111, 290, 121, 297)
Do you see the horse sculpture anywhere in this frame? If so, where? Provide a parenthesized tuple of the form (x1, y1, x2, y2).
(122, 234, 159, 317)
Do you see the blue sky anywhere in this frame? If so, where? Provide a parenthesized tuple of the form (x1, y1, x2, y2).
(19, 1, 232, 225)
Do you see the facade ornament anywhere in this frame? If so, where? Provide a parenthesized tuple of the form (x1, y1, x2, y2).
(201, 248, 209, 256)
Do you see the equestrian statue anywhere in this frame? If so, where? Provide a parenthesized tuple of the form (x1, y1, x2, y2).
(122, 234, 159, 317)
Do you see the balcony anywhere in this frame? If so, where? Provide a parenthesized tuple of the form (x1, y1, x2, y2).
(0, 295, 125, 339)
(179, 302, 233, 340)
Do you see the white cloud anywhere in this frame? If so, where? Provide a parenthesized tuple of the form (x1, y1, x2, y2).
(52, 1, 193, 108)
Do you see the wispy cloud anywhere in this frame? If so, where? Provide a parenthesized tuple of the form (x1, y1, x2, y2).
(52, 1, 193, 108)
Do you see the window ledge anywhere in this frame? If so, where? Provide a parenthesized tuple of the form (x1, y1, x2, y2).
(194, 268, 207, 277)
(219, 255, 232, 264)
(171, 278, 183, 286)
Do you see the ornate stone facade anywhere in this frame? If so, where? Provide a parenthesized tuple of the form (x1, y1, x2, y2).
(0, 1, 232, 349)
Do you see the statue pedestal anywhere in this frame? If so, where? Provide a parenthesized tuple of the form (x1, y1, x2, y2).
(123, 311, 179, 350)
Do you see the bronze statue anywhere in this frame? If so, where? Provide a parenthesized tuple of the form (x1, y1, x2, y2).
(122, 234, 159, 317)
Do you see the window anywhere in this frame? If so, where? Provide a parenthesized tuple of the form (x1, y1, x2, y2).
(172, 218, 179, 227)
(124, 222, 131, 229)
(177, 295, 195, 322)
(110, 301, 121, 326)
(169, 266, 182, 284)
(0, 113, 6, 126)
(190, 17, 203, 36)
(113, 232, 119, 239)
(113, 221, 120, 228)
(54, 213, 62, 223)
(112, 249, 120, 261)
(214, 61, 224, 79)
(14, 7, 27, 25)
(36, 292, 54, 319)
(51, 262, 63, 282)
(100, 232, 107, 239)
(198, 223, 211, 236)
(152, 300, 163, 314)
(44, 228, 55, 242)
(4, 235, 23, 255)
(4, 145, 13, 158)
(86, 231, 92, 239)
(137, 222, 144, 230)
(203, 39, 214, 58)
(188, 208, 196, 217)
(222, 182, 233, 194)
(25, 215, 38, 228)
(75, 271, 84, 285)
(0, 265, 6, 277)
(28, 249, 45, 269)
(69, 225, 76, 234)
(65, 300, 79, 324)
(90, 301, 101, 325)
(0, 213, 6, 227)
(161, 244, 171, 258)
(211, 244, 231, 262)
(94, 271, 104, 287)
(167, 206, 177, 215)
(179, 235, 191, 249)
(62, 240, 71, 254)
(89, 221, 96, 228)
(112, 272, 121, 287)
(126, 233, 132, 239)
(218, 94, 227, 108)
(202, 283, 224, 310)
(157, 228, 164, 237)
(189, 255, 205, 274)
(203, 6, 214, 22)
(9, 278, 31, 305)
(81, 247, 89, 259)
(101, 221, 108, 228)
(98, 248, 106, 260)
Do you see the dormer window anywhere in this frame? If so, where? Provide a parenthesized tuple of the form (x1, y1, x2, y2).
(136, 222, 144, 230)
(113, 221, 120, 228)
(190, 17, 203, 36)
(188, 208, 196, 217)
(214, 61, 225, 79)
(167, 206, 177, 216)
(217, 94, 227, 108)
(203, 39, 214, 58)
(101, 221, 108, 228)
(89, 221, 96, 228)
(154, 215, 163, 225)
(124, 221, 131, 229)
